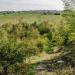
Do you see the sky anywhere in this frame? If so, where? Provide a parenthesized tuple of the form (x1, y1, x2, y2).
(0, 0, 64, 11)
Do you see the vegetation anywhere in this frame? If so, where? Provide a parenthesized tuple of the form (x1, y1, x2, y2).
(0, 1, 75, 74)
(0, 10, 74, 74)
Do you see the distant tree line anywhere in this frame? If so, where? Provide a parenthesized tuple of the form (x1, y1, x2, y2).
(0, 10, 61, 15)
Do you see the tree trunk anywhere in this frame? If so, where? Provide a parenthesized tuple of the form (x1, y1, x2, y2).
(2, 66, 8, 75)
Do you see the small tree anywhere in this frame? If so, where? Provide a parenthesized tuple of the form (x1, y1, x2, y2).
(62, 0, 75, 10)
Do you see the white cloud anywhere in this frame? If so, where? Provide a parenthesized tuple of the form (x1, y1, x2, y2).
(0, 0, 64, 11)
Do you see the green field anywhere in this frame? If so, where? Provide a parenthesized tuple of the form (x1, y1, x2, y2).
(0, 13, 61, 25)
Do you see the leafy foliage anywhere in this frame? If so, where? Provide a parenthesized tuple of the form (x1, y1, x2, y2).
(0, 21, 53, 75)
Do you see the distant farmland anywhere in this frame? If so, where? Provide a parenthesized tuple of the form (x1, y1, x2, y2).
(0, 12, 61, 25)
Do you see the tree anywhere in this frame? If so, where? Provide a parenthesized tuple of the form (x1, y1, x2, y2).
(60, 0, 75, 69)
(61, 0, 75, 44)
(62, 0, 75, 10)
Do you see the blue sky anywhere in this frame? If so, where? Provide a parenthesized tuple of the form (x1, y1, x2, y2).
(0, 0, 64, 11)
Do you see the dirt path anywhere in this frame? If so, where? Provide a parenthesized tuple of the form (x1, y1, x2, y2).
(25, 51, 64, 64)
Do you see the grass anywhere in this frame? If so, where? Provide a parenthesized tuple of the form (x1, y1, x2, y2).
(25, 50, 74, 75)
(0, 13, 61, 25)
(25, 52, 62, 64)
